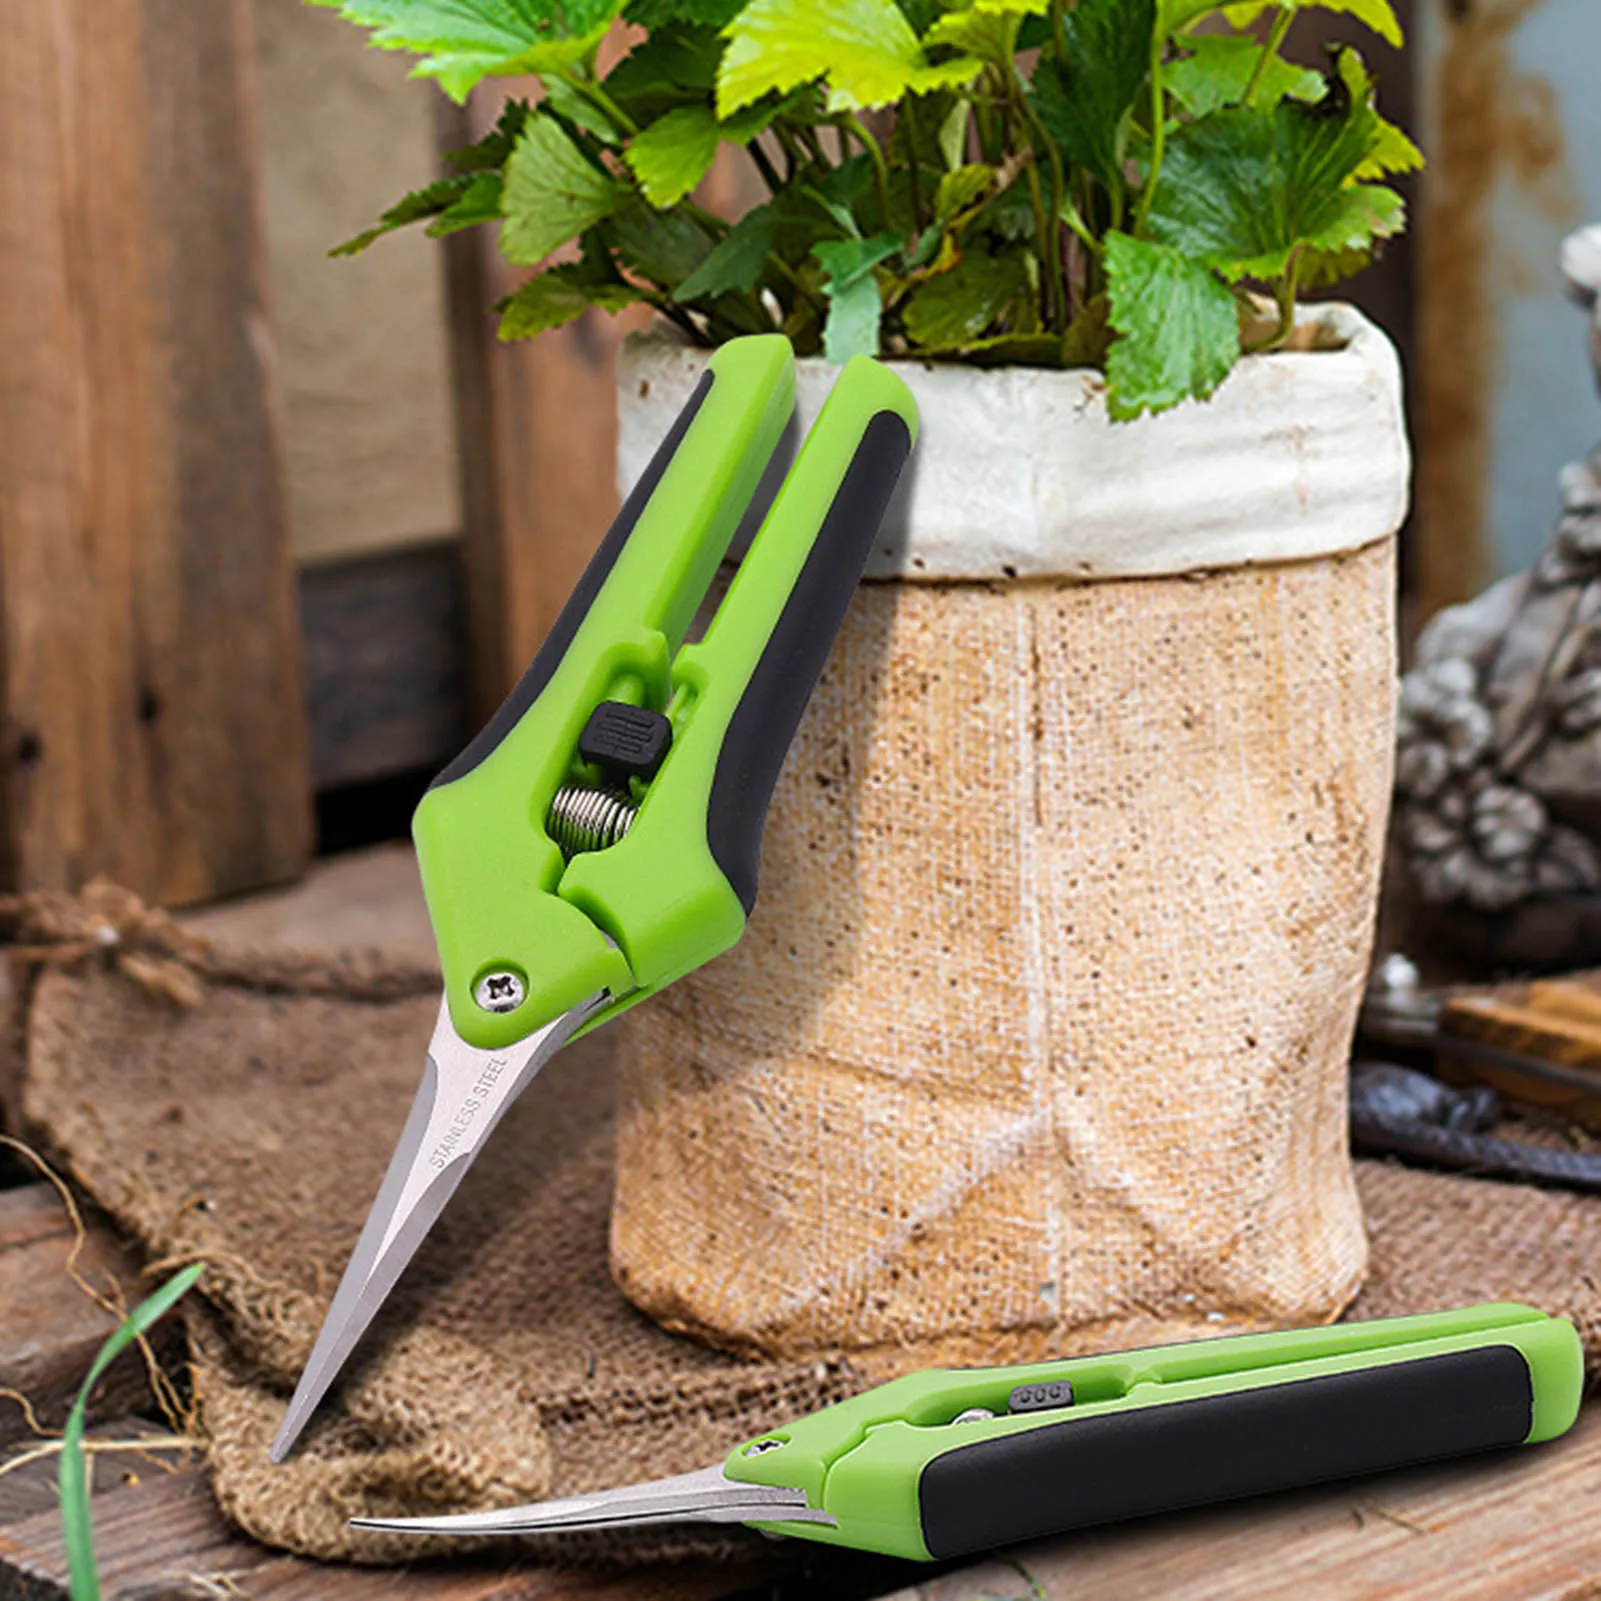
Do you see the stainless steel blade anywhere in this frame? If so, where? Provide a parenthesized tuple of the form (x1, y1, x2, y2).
(270, 989, 609, 1462)
(349, 1464, 834, 1536)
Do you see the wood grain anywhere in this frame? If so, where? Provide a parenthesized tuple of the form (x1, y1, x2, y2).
(0, 1186, 164, 1444)
(0, 0, 311, 906)
(437, 61, 652, 723)
(882, 1405, 1601, 1601)
(0, 1456, 776, 1600)
(298, 542, 467, 789)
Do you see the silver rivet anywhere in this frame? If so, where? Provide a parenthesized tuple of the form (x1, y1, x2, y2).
(743, 1439, 783, 1457)
(474, 970, 526, 1013)
(952, 1408, 995, 1425)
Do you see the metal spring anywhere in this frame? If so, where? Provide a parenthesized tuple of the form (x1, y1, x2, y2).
(547, 783, 639, 858)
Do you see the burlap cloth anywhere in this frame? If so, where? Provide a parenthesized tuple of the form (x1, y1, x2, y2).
(6, 886, 1599, 1566)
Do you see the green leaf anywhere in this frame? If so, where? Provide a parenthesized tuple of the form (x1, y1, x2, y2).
(1145, 63, 1404, 280)
(923, 6, 1018, 61)
(544, 75, 626, 142)
(675, 204, 778, 299)
(330, 174, 472, 256)
(1220, 0, 1402, 44)
(1030, 0, 1157, 194)
(717, 0, 982, 116)
(627, 104, 721, 205)
(814, 232, 901, 361)
(607, 196, 719, 285)
(934, 164, 994, 222)
(498, 261, 644, 337)
(500, 113, 626, 266)
(605, 25, 721, 117)
(1103, 232, 1240, 419)
(428, 170, 504, 235)
(902, 241, 1028, 349)
(1161, 0, 1221, 33)
(307, 0, 624, 102)
(1165, 34, 1323, 117)
(1357, 112, 1424, 179)
(938, 99, 972, 168)
(445, 98, 534, 171)
(60, 1264, 202, 1601)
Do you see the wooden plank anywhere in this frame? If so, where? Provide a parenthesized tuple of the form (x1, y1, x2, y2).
(0, 0, 311, 907)
(178, 842, 434, 964)
(0, 1418, 173, 1530)
(0, 1187, 163, 1445)
(438, 89, 649, 723)
(0, 1458, 778, 1600)
(880, 1404, 1601, 1601)
(299, 542, 467, 790)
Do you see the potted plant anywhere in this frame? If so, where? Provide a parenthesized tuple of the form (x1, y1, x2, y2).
(325, 0, 1415, 1363)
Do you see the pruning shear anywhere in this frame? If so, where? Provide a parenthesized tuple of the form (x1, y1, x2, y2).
(350, 1304, 1582, 1560)
(270, 335, 918, 1462)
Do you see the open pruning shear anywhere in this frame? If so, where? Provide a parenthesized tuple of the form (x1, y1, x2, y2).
(270, 335, 918, 1462)
(350, 1304, 1582, 1559)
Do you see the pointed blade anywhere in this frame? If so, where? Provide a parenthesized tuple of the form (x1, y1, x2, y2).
(349, 1464, 834, 1537)
(270, 990, 608, 1463)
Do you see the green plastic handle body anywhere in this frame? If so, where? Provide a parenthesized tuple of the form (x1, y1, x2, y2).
(413, 335, 918, 1050)
(727, 1303, 1584, 1560)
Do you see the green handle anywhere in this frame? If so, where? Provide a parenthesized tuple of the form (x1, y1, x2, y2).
(729, 1304, 1583, 1560)
(413, 336, 918, 1050)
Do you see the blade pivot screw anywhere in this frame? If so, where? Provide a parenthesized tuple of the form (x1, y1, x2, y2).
(475, 970, 527, 1013)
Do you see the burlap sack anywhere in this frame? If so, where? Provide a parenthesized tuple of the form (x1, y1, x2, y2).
(613, 539, 1397, 1361)
(9, 889, 1598, 1566)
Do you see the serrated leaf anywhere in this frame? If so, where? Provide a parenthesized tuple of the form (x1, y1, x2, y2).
(607, 195, 719, 285)
(307, 0, 623, 102)
(500, 113, 626, 265)
(1165, 34, 1322, 116)
(982, 178, 1037, 242)
(1221, 0, 1402, 44)
(604, 25, 722, 122)
(923, 6, 1018, 61)
(815, 231, 901, 360)
(675, 204, 778, 298)
(1356, 112, 1424, 179)
(902, 242, 1028, 349)
(627, 104, 721, 205)
(1146, 63, 1404, 280)
(428, 169, 504, 235)
(1104, 232, 1239, 419)
(1031, 0, 1157, 194)
(498, 262, 644, 337)
(446, 99, 533, 171)
(934, 164, 994, 222)
(717, 0, 981, 116)
(330, 173, 472, 256)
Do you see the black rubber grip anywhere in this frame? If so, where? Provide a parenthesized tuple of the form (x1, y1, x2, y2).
(705, 409, 912, 914)
(430, 370, 715, 789)
(917, 1346, 1533, 1561)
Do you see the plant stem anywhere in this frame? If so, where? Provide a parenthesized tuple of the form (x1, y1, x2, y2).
(1050, 0, 1069, 63)
(1244, 246, 1304, 352)
(1243, 4, 1296, 106)
(901, 97, 926, 232)
(746, 135, 782, 193)
(845, 113, 892, 230)
(1006, 62, 1068, 331)
(1131, 20, 1166, 237)
(566, 71, 638, 138)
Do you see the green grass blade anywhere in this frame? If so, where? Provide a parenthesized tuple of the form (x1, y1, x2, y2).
(59, 1263, 203, 1601)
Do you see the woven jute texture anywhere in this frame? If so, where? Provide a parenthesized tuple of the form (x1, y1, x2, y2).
(614, 541, 1398, 1361)
(8, 885, 1600, 1565)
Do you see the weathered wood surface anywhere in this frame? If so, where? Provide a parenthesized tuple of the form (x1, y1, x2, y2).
(0, 1186, 164, 1444)
(0, 0, 311, 906)
(882, 1405, 1601, 1601)
(0, 1461, 774, 1601)
(299, 543, 467, 790)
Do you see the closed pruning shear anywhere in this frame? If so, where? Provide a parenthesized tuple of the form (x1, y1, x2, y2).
(352, 1304, 1582, 1560)
(270, 335, 919, 1462)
